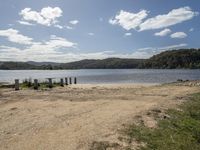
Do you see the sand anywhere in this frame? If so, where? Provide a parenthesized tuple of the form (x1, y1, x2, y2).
(0, 83, 199, 150)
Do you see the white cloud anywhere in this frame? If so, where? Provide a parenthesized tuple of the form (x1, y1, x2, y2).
(0, 28, 189, 62)
(23, 35, 77, 56)
(161, 43, 188, 49)
(138, 43, 187, 52)
(19, 7, 63, 26)
(189, 28, 194, 32)
(65, 26, 73, 30)
(18, 21, 34, 26)
(88, 33, 94, 36)
(54, 24, 63, 29)
(154, 28, 171, 36)
(69, 20, 79, 25)
(124, 32, 132, 36)
(170, 32, 187, 39)
(109, 10, 148, 30)
(0, 28, 33, 45)
(0, 48, 118, 62)
(48, 35, 77, 48)
(136, 43, 188, 58)
(0, 28, 77, 62)
(140, 7, 198, 31)
(0, 42, 188, 62)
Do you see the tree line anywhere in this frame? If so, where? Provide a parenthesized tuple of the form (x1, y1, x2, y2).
(0, 49, 200, 70)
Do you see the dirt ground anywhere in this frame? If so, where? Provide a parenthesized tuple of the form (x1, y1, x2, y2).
(0, 83, 199, 150)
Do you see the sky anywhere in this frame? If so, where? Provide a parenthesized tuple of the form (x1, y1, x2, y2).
(0, 0, 199, 62)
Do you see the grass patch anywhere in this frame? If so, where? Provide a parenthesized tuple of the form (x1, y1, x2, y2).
(0, 81, 63, 90)
(20, 82, 62, 90)
(90, 141, 120, 150)
(123, 93, 200, 150)
(19, 78, 63, 90)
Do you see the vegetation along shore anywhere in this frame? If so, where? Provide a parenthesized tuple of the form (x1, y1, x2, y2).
(1, 49, 200, 70)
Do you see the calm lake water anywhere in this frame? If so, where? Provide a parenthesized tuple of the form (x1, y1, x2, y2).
(0, 69, 200, 84)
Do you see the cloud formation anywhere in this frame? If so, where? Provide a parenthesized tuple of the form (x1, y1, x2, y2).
(54, 24, 63, 29)
(19, 7, 63, 26)
(138, 43, 187, 52)
(65, 26, 73, 30)
(140, 7, 198, 31)
(0, 28, 77, 62)
(154, 28, 171, 36)
(109, 10, 148, 30)
(18, 21, 34, 26)
(0, 33, 187, 62)
(124, 32, 132, 36)
(110, 7, 198, 31)
(88, 33, 94, 36)
(69, 20, 79, 25)
(0, 28, 34, 45)
(136, 43, 187, 58)
(170, 32, 187, 38)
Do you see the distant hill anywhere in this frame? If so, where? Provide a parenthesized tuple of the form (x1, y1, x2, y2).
(0, 58, 144, 70)
(0, 49, 200, 69)
(59, 58, 144, 69)
(142, 49, 200, 69)
(27, 61, 60, 66)
(0, 61, 39, 70)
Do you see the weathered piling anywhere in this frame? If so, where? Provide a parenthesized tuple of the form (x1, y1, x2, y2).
(74, 77, 77, 84)
(28, 78, 32, 87)
(15, 79, 19, 91)
(69, 77, 72, 84)
(34, 79, 38, 90)
(48, 78, 53, 88)
(60, 78, 64, 87)
(65, 77, 68, 85)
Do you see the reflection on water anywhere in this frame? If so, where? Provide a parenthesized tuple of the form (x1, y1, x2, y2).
(0, 69, 200, 84)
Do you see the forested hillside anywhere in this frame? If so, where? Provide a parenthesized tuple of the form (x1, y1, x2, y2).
(142, 49, 200, 69)
(59, 58, 144, 69)
(0, 49, 200, 69)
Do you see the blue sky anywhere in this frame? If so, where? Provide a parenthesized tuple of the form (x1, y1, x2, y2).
(0, 0, 199, 62)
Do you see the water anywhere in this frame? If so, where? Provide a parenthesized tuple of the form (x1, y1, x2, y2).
(0, 69, 200, 84)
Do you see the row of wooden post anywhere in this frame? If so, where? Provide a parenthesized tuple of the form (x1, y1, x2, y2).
(15, 77, 77, 90)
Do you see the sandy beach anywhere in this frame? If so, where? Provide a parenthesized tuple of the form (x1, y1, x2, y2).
(0, 82, 199, 150)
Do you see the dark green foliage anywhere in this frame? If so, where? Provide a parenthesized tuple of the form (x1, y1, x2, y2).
(22, 78, 32, 87)
(20, 79, 61, 89)
(142, 49, 200, 69)
(0, 61, 39, 70)
(0, 58, 144, 69)
(59, 58, 144, 69)
(123, 93, 200, 150)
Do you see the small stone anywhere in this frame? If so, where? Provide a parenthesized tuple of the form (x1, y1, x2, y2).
(10, 107, 17, 111)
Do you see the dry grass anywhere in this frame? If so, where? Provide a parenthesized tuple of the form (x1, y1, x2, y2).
(0, 83, 199, 150)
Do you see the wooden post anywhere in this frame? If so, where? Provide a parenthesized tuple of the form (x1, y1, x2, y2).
(34, 79, 38, 90)
(48, 78, 53, 88)
(15, 79, 19, 91)
(69, 77, 72, 84)
(65, 77, 68, 85)
(28, 78, 32, 87)
(74, 77, 77, 84)
(60, 78, 64, 87)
